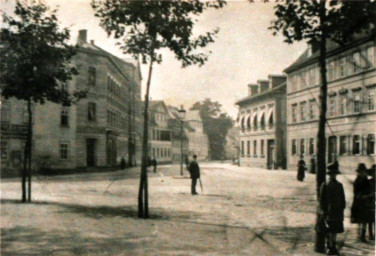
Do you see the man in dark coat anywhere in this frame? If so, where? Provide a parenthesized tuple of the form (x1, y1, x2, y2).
(188, 155, 200, 195)
(319, 161, 346, 255)
(367, 164, 375, 240)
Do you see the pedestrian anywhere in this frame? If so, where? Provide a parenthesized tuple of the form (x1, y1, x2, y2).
(120, 157, 126, 170)
(319, 161, 346, 255)
(350, 163, 370, 242)
(188, 154, 200, 195)
(310, 155, 316, 174)
(152, 157, 157, 173)
(297, 154, 306, 181)
(367, 164, 375, 241)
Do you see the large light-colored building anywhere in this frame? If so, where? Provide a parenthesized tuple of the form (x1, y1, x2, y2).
(1, 29, 142, 173)
(285, 34, 375, 172)
(184, 110, 209, 161)
(236, 75, 287, 169)
(167, 106, 189, 163)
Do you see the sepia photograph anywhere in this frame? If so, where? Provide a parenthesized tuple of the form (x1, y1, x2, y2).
(0, 0, 375, 255)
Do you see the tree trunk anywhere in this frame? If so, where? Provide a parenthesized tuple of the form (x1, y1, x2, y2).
(22, 138, 27, 202)
(315, 1, 328, 253)
(27, 99, 33, 202)
(138, 55, 154, 218)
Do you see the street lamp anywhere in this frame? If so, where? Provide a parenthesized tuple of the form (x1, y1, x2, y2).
(177, 105, 186, 176)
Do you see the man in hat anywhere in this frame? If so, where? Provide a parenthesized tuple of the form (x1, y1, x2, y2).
(188, 155, 200, 195)
(351, 163, 370, 242)
(319, 161, 346, 255)
(367, 164, 375, 240)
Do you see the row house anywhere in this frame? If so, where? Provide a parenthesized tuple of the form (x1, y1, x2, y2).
(184, 110, 209, 161)
(0, 29, 142, 173)
(236, 75, 287, 169)
(167, 106, 189, 163)
(285, 34, 375, 172)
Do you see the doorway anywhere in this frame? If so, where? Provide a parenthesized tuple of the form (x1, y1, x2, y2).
(267, 139, 275, 170)
(86, 138, 96, 167)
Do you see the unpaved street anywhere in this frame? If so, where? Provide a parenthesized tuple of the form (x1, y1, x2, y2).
(1, 163, 375, 255)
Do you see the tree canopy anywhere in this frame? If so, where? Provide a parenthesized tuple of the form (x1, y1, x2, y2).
(191, 98, 233, 160)
(0, 0, 86, 105)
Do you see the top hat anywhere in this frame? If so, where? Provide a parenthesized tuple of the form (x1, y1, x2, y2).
(356, 163, 367, 173)
(327, 161, 340, 175)
(367, 164, 376, 176)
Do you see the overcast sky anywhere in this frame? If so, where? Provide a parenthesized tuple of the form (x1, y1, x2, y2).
(1, 0, 306, 118)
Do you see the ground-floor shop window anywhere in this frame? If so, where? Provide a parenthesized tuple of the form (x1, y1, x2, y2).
(367, 134, 375, 155)
(353, 135, 360, 155)
(309, 138, 314, 155)
(291, 139, 297, 155)
(300, 139, 305, 155)
(60, 143, 69, 160)
(340, 136, 347, 155)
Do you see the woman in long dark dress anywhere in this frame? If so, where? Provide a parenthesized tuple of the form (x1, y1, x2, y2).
(297, 154, 306, 182)
(367, 164, 375, 240)
(351, 163, 371, 242)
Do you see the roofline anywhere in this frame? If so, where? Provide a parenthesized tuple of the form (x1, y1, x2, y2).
(284, 35, 375, 74)
(235, 82, 286, 106)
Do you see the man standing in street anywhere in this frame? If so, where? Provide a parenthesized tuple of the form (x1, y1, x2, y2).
(188, 155, 200, 195)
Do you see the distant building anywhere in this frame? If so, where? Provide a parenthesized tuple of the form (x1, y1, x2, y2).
(184, 110, 209, 161)
(285, 34, 375, 172)
(1, 29, 142, 173)
(167, 106, 189, 163)
(236, 75, 287, 169)
(147, 101, 172, 163)
(224, 126, 240, 160)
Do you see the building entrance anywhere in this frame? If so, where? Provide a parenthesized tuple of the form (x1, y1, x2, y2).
(86, 138, 96, 167)
(267, 139, 275, 170)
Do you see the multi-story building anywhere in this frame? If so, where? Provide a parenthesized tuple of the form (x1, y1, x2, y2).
(148, 101, 172, 163)
(1, 29, 142, 172)
(167, 106, 189, 163)
(285, 34, 375, 172)
(236, 75, 287, 169)
(184, 110, 209, 161)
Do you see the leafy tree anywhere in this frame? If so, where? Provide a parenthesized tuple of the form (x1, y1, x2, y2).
(269, 0, 376, 252)
(1, 1, 86, 202)
(191, 98, 233, 160)
(92, 0, 226, 218)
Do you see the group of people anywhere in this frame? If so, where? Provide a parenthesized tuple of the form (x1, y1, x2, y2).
(296, 154, 317, 182)
(317, 161, 375, 255)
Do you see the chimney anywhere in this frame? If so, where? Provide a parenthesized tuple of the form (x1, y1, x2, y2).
(307, 40, 320, 56)
(77, 29, 87, 44)
(258, 80, 269, 93)
(268, 75, 286, 89)
(248, 84, 258, 96)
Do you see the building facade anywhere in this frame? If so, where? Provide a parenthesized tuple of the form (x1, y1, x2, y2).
(148, 101, 173, 163)
(236, 75, 287, 169)
(167, 106, 189, 163)
(1, 29, 142, 172)
(184, 110, 209, 161)
(285, 35, 375, 173)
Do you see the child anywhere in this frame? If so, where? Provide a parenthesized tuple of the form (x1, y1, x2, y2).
(320, 161, 346, 255)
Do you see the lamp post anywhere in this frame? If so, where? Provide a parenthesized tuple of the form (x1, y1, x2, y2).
(177, 105, 186, 176)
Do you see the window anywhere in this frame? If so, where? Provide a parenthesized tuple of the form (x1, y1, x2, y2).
(300, 102, 307, 121)
(328, 61, 335, 81)
(340, 95, 347, 115)
(367, 89, 375, 111)
(353, 92, 361, 113)
(309, 138, 314, 155)
(367, 134, 375, 155)
(339, 57, 347, 78)
(61, 107, 69, 126)
(1, 140, 8, 159)
(352, 52, 361, 73)
(300, 139, 305, 155)
(309, 100, 316, 119)
(0, 101, 10, 122)
(340, 136, 347, 155)
(253, 140, 257, 156)
(88, 67, 96, 86)
(292, 104, 297, 123)
(353, 135, 360, 155)
(292, 139, 297, 155)
(329, 96, 336, 117)
(60, 143, 68, 159)
(247, 140, 250, 156)
(241, 141, 244, 156)
(88, 102, 96, 121)
(261, 140, 264, 156)
(367, 46, 375, 68)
